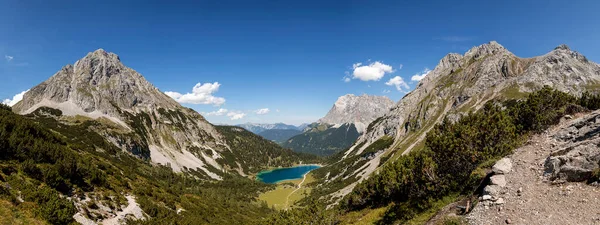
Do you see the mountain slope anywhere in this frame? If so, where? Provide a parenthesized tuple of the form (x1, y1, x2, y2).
(12, 49, 313, 179)
(311, 41, 600, 205)
(283, 123, 361, 156)
(284, 94, 393, 156)
(0, 104, 287, 224)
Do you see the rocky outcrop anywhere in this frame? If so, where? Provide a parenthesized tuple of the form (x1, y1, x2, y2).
(545, 112, 600, 182)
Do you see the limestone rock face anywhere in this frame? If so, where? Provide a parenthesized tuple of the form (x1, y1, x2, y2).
(318, 94, 394, 133)
(14, 49, 180, 115)
(545, 111, 600, 182)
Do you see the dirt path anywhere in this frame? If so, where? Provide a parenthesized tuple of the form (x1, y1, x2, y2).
(467, 115, 600, 225)
(284, 173, 308, 209)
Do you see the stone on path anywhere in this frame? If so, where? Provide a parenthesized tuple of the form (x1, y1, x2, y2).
(490, 175, 507, 187)
(493, 158, 513, 174)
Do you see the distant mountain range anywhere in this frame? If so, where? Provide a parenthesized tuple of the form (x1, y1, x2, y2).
(235, 122, 304, 134)
(257, 129, 303, 144)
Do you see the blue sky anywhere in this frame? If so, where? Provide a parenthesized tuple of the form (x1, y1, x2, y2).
(1, 0, 599, 125)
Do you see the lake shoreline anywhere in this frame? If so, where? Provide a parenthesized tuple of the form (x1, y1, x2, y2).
(256, 164, 321, 184)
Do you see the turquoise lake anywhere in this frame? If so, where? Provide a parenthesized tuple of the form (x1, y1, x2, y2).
(256, 165, 320, 184)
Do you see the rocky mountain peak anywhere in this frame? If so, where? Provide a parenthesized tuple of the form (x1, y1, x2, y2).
(554, 44, 571, 51)
(73, 49, 124, 79)
(465, 40, 509, 60)
(435, 53, 464, 72)
(12, 49, 231, 176)
(546, 44, 591, 64)
(13, 49, 181, 116)
(318, 94, 394, 133)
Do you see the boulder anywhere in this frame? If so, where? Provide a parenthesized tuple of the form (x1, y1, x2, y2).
(493, 158, 513, 174)
(490, 175, 507, 187)
(544, 143, 600, 182)
(483, 185, 501, 197)
(482, 195, 493, 201)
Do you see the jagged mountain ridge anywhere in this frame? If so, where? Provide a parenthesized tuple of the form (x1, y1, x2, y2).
(315, 41, 600, 204)
(13, 49, 309, 179)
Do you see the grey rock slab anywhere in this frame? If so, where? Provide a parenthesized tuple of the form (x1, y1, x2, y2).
(493, 158, 513, 174)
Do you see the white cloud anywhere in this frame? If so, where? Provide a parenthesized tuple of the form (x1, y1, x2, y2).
(342, 71, 352, 82)
(385, 76, 409, 91)
(276, 109, 280, 113)
(5, 55, 13, 62)
(165, 82, 225, 106)
(351, 61, 395, 81)
(2, 89, 29, 106)
(411, 68, 432, 82)
(204, 108, 246, 120)
(255, 108, 270, 115)
(382, 89, 391, 94)
(227, 111, 246, 120)
(205, 108, 228, 116)
(398, 64, 403, 70)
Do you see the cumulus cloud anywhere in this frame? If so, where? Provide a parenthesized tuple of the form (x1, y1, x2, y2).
(5, 55, 13, 62)
(227, 111, 246, 120)
(385, 76, 409, 91)
(205, 108, 228, 116)
(255, 108, 270, 115)
(2, 89, 29, 106)
(165, 82, 225, 106)
(351, 61, 395, 81)
(411, 68, 432, 82)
